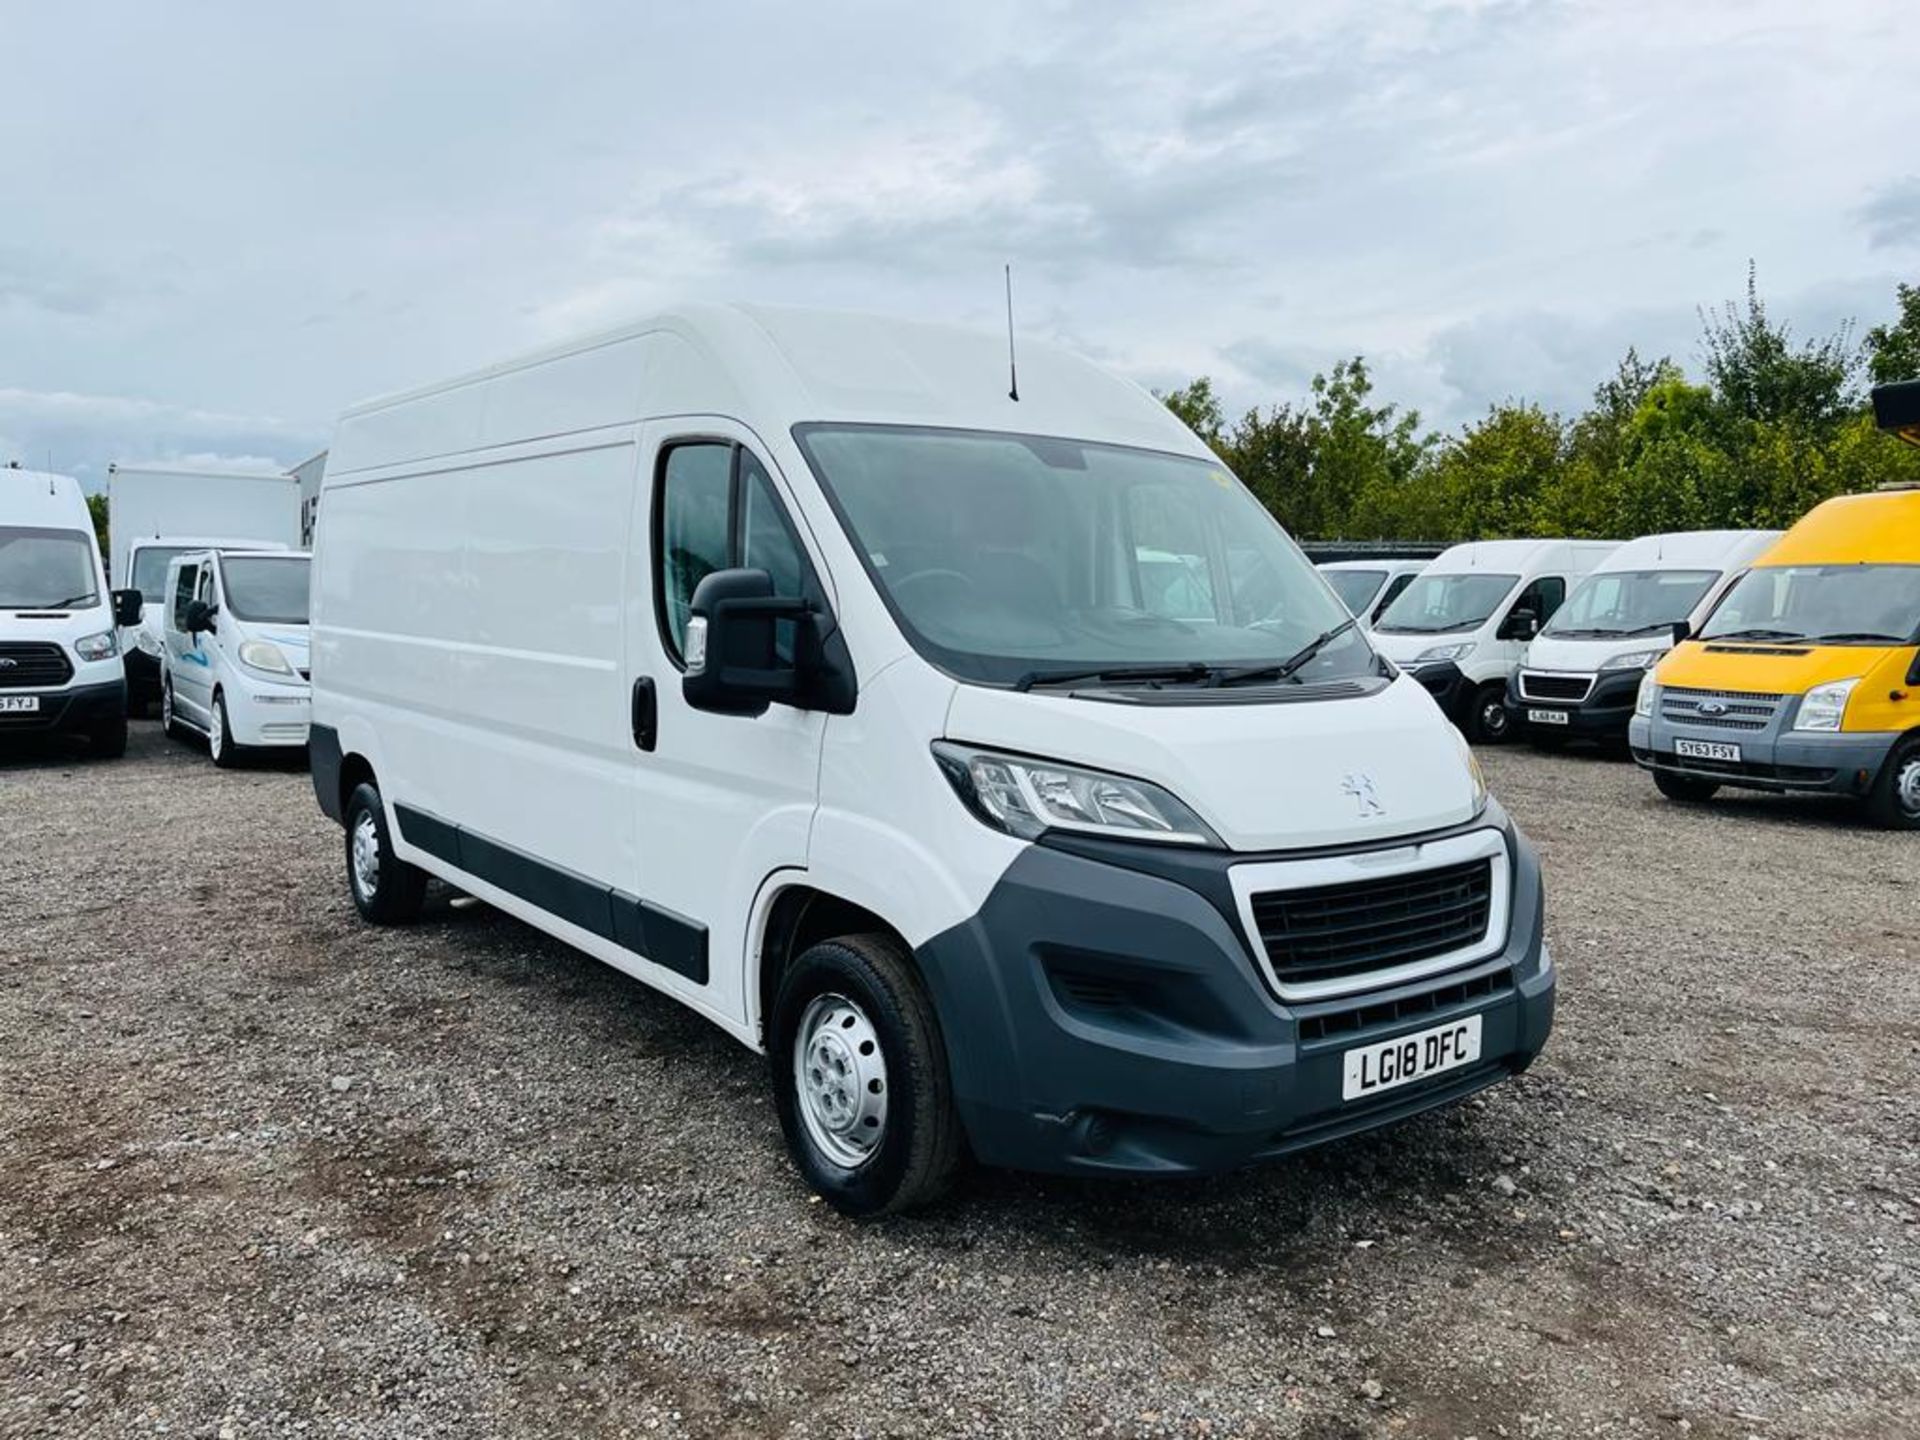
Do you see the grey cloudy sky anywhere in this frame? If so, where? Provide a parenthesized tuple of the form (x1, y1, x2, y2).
(2, 0, 1915, 487)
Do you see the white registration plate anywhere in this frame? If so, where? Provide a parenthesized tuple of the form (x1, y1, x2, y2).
(1675, 738, 1740, 762)
(1342, 1014, 1483, 1102)
(0, 695, 40, 713)
(1527, 708, 1570, 726)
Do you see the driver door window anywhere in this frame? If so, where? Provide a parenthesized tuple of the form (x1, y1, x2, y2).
(1505, 575, 1565, 635)
(171, 565, 199, 632)
(654, 441, 815, 666)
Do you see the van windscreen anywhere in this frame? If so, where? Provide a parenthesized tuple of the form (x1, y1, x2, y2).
(222, 556, 311, 624)
(794, 424, 1375, 688)
(129, 545, 199, 605)
(1700, 565, 1920, 645)
(1323, 569, 1386, 616)
(0, 526, 98, 610)
(1374, 573, 1519, 634)
(1543, 569, 1718, 638)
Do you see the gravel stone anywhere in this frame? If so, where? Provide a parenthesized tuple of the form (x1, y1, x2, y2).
(2, 725, 1915, 1437)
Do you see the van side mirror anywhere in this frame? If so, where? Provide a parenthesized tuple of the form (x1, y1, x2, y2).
(680, 568, 857, 718)
(111, 589, 144, 627)
(1671, 619, 1692, 647)
(184, 599, 216, 635)
(1500, 606, 1540, 641)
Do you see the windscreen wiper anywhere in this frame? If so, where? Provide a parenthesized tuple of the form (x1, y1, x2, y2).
(1013, 662, 1214, 692)
(1808, 631, 1909, 644)
(1211, 618, 1359, 688)
(1709, 627, 1808, 643)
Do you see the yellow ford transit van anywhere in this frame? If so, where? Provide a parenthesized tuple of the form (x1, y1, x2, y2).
(1628, 486, 1920, 828)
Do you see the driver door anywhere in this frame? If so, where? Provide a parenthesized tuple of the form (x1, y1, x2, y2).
(169, 561, 215, 724)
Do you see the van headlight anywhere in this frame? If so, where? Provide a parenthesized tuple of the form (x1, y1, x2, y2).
(238, 640, 295, 676)
(932, 742, 1221, 846)
(1454, 729, 1489, 814)
(74, 630, 119, 661)
(1793, 678, 1858, 732)
(1412, 642, 1474, 667)
(1601, 648, 1667, 672)
(1635, 672, 1657, 718)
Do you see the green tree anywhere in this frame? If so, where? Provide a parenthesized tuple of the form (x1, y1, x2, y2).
(1156, 377, 1227, 452)
(86, 492, 109, 559)
(1425, 402, 1567, 539)
(1865, 281, 1920, 387)
(1699, 263, 1859, 431)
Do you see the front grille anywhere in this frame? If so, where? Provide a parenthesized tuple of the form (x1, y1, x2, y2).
(1250, 858, 1494, 990)
(1518, 671, 1593, 703)
(1660, 685, 1781, 732)
(0, 642, 73, 689)
(1298, 968, 1514, 1044)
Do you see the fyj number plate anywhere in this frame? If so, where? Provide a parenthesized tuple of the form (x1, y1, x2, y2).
(1527, 708, 1570, 726)
(1675, 738, 1740, 762)
(1343, 1014, 1482, 1102)
(0, 696, 40, 713)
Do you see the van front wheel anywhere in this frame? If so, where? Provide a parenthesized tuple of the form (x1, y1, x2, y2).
(344, 782, 428, 924)
(770, 933, 964, 1218)
(209, 692, 241, 769)
(1467, 683, 1511, 744)
(1866, 738, 1920, 831)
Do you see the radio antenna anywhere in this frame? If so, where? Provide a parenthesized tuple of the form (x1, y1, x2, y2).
(1004, 263, 1020, 402)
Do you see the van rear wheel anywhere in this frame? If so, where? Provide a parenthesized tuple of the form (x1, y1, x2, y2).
(344, 781, 428, 924)
(770, 933, 964, 1217)
(1866, 738, 1920, 831)
(1653, 770, 1720, 803)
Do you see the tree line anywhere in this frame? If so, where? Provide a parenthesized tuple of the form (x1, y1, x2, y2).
(1160, 270, 1920, 542)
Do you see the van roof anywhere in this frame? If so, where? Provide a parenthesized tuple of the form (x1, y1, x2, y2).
(1590, 529, 1782, 572)
(1760, 489, 1920, 566)
(1, 468, 92, 531)
(329, 303, 1209, 480)
(1421, 538, 1618, 574)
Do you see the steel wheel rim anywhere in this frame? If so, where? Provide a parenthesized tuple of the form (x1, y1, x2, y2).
(350, 812, 381, 900)
(1481, 700, 1507, 737)
(793, 992, 889, 1169)
(1897, 757, 1920, 817)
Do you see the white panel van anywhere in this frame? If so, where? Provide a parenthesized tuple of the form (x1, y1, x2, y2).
(159, 549, 312, 765)
(309, 305, 1555, 1214)
(0, 468, 135, 757)
(1317, 558, 1429, 629)
(1506, 530, 1781, 747)
(1369, 539, 1619, 743)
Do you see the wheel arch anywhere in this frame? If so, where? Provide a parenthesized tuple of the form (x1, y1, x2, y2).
(751, 880, 911, 1048)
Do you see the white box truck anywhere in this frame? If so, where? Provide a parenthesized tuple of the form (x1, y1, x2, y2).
(107, 464, 301, 713)
(307, 303, 1555, 1216)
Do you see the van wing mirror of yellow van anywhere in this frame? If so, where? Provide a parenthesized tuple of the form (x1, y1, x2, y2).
(1671, 620, 1691, 648)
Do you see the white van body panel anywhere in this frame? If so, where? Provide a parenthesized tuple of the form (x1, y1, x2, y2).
(1519, 530, 1783, 680)
(1371, 538, 1619, 688)
(0, 470, 123, 714)
(313, 304, 1489, 1051)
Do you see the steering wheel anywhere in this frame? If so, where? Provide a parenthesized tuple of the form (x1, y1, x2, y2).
(891, 568, 979, 604)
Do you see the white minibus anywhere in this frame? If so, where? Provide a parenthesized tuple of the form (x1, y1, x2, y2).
(309, 305, 1555, 1214)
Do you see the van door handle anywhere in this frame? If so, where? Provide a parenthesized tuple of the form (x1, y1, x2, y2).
(631, 677, 658, 752)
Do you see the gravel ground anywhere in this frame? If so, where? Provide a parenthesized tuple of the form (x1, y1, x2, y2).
(2, 721, 1915, 1439)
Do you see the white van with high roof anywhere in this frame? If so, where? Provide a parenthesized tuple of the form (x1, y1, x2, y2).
(0, 468, 137, 757)
(1506, 529, 1780, 747)
(308, 304, 1555, 1215)
(1370, 538, 1619, 742)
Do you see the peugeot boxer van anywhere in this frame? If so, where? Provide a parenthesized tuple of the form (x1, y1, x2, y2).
(308, 304, 1555, 1214)
(1317, 558, 1428, 629)
(1630, 487, 1920, 827)
(159, 549, 312, 765)
(1371, 539, 1618, 742)
(1506, 530, 1780, 746)
(0, 468, 137, 757)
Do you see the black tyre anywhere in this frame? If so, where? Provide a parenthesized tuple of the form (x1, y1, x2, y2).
(1653, 770, 1720, 803)
(770, 933, 965, 1217)
(208, 692, 241, 769)
(344, 781, 428, 924)
(89, 712, 128, 759)
(1467, 684, 1511, 744)
(1865, 737, 1920, 831)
